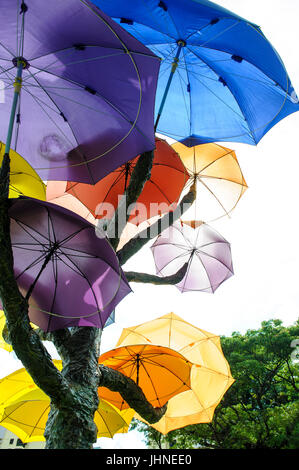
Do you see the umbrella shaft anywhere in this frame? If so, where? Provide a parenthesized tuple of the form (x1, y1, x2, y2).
(154, 43, 183, 131)
(5, 62, 24, 155)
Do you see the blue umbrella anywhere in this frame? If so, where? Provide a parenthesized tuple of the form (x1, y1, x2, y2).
(91, 0, 299, 146)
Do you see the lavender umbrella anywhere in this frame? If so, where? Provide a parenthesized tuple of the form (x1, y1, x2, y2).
(151, 221, 233, 293)
(1, 197, 132, 332)
(0, 0, 160, 183)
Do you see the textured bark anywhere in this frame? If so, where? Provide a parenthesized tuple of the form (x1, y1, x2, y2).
(124, 262, 189, 285)
(107, 150, 154, 250)
(117, 181, 197, 266)
(99, 365, 167, 424)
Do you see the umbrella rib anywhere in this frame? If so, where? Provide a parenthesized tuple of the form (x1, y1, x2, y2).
(24, 71, 141, 129)
(12, 219, 51, 245)
(14, 252, 49, 282)
(47, 252, 59, 332)
(140, 0, 178, 39)
(181, 47, 193, 137)
(20, 84, 76, 148)
(54, 250, 107, 319)
(195, 248, 233, 274)
(197, 177, 231, 217)
(28, 404, 50, 438)
(187, 46, 258, 142)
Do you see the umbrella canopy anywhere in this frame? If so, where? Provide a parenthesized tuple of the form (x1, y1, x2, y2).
(55, 137, 188, 225)
(98, 343, 192, 410)
(173, 142, 247, 222)
(0, 361, 63, 408)
(46, 180, 96, 225)
(1, 197, 132, 332)
(0, 142, 46, 201)
(0, 0, 160, 183)
(116, 312, 234, 434)
(151, 220, 234, 293)
(92, 0, 299, 145)
(0, 387, 134, 443)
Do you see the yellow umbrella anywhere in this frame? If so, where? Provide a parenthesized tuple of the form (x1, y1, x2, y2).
(172, 142, 247, 222)
(98, 343, 192, 410)
(0, 311, 13, 352)
(0, 364, 134, 443)
(0, 142, 46, 200)
(0, 360, 62, 406)
(0, 388, 134, 443)
(116, 313, 234, 433)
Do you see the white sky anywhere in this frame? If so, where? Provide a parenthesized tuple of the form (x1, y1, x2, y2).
(1, 0, 299, 450)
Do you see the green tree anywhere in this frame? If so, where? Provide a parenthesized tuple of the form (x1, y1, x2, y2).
(136, 319, 299, 449)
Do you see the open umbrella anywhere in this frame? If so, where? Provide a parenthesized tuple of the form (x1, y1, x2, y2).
(92, 0, 299, 145)
(0, 361, 62, 408)
(173, 142, 247, 222)
(0, 142, 46, 200)
(0, 0, 160, 183)
(1, 197, 131, 332)
(116, 312, 234, 434)
(0, 387, 134, 442)
(151, 220, 234, 293)
(98, 343, 192, 410)
(47, 137, 188, 225)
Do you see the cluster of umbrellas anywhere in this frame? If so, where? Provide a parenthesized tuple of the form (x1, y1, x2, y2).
(0, 313, 234, 440)
(0, 0, 298, 440)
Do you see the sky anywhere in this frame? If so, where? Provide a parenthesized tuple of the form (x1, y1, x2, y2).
(1, 0, 299, 450)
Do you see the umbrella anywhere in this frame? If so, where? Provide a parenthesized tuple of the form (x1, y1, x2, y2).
(151, 220, 233, 293)
(92, 0, 299, 146)
(0, 361, 62, 408)
(0, 387, 134, 442)
(46, 180, 96, 225)
(1, 197, 132, 332)
(0, 0, 160, 183)
(172, 142, 247, 222)
(0, 142, 46, 201)
(98, 343, 192, 410)
(116, 312, 234, 434)
(50, 137, 188, 225)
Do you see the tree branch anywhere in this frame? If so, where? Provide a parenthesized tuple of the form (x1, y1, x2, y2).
(98, 364, 167, 424)
(107, 150, 154, 250)
(117, 181, 197, 266)
(124, 262, 189, 285)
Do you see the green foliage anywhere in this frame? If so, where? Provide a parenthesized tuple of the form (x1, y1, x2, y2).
(135, 319, 299, 449)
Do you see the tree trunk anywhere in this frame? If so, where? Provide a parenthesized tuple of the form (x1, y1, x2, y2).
(44, 327, 100, 449)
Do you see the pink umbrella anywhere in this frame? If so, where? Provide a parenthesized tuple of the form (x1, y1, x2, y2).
(151, 221, 233, 293)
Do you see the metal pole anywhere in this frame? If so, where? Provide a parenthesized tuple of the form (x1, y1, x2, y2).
(5, 61, 24, 156)
(154, 41, 185, 132)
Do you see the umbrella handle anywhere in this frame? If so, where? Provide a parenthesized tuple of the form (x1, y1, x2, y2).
(154, 41, 185, 131)
(5, 61, 24, 156)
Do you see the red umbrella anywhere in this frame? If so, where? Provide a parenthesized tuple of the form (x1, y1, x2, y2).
(65, 138, 189, 225)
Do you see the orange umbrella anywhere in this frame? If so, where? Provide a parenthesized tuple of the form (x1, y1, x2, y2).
(65, 138, 189, 225)
(98, 343, 192, 410)
(172, 142, 247, 222)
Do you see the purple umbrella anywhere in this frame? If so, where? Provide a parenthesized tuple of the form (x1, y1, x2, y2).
(0, 0, 160, 183)
(151, 221, 233, 293)
(1, 197, 132, 332)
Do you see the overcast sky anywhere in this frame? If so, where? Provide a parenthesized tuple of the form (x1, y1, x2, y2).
(1, 0, 299, 450)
